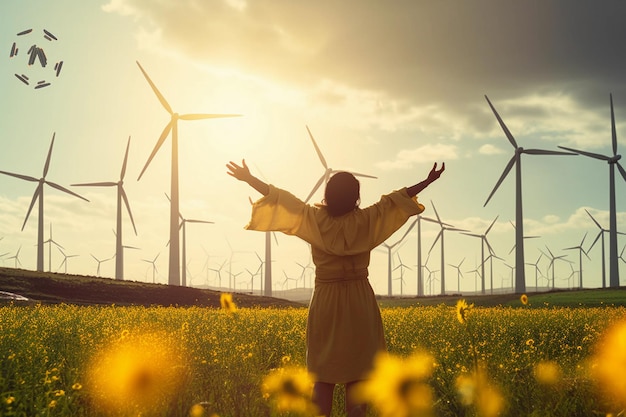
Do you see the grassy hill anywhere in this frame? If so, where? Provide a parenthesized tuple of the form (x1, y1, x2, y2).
(0, 267, 303, 308)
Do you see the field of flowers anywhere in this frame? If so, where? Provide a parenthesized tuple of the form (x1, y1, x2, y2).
(0, 296, 625, 417)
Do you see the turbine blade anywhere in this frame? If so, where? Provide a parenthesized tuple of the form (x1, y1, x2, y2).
(45, 181, 89, 202)
(557, 146, 609, 161)
(349, 171, 377, 179)
(186, 219, 215, 225)
(485, 215, 499, 235)
(121, 136, 131, 180)
(43, 133, 55, 177)
(22, 185, 41, 231)
(430, 201, 442, 224)
(484, 95, 518, 149)
(588, 231, 602, 252)
(120, 188, 138, 235)
(523, 149, 577, 156)
(305, 175, 325, 203)
(306, 125, 328, 169)
(585, 209, 602, 229)
(179, 113, 241, 120)
(136, 61, 173, 114)
(611, 93, 618, 156)
(0, 170, 39, 182)
(616, 162, 626, 184)
(428, 230, 443, 254)
(71, 181, 116, 187)
(484, 155, 516, 207)
(137, 120, 173, 181)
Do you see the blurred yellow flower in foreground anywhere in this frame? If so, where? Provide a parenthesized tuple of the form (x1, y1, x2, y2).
(220, 293, 237, 312)
(456, 299, 474, 324)
(262, 366, 317, 416)
(455, 369, 505, 417)
(85, 331, 189, 416)
(534, 360, 561, 385)
(591, 319, 626, 407)
(354, 351, 435, 417)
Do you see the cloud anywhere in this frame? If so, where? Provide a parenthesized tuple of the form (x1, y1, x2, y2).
(102, 0, 626, 122)
(478, 144, 504, 155)
(375, 143, 458, 170)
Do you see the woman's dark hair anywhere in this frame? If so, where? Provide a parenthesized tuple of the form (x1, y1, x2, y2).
(324, 172, 360, 217)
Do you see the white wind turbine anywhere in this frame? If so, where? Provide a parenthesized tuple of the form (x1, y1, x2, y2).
(449, 257, 465, 293)
(427, 201, 468, 296)
(584, 209, 626, 288)
(563, 233, 590, 289)
(461, 216, 498, 294)
(57, 247, 78, 274)
(135, 61, 240, 286)
(7, 246, 22, 268)
(304, 125, 377, 203)
(91, 253, 113, 277)
(407, 214, 440, 297)
(165, 193, 214, 287)
(142, 252, 160, 283)
(72, 137, 137, 280)
(44, 223, 63, 272)
(526, 253, 544, 291)
(558, 94, 626, 288)
(380, 220, 417, 296)
(0, 133, 89, 272)
(540, 246, 573, 290)
(393, 253, 411, 295)
(483, 95, 575, 294)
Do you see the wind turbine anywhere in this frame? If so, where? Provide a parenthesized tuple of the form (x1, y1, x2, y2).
(135, 61, 240, 286)
(7, 246, 22, 268)
(526, 253, 544, 291)
(393, 253, 411, 295)
(540, 246, 573, 289)
(427, 201, 468, 296)
(57, 247, 78, 274)
(303, 125, 377, 203)
(483, 95, 575, 294)
(380, 220, 417, 296)
(563, 233, 590, 289)
(44, 223, 63, 272)
(407, 214, 440, 297)
(558, 94, 626, 288)
(91, 253, 113, 277)
(461, 215, 498, 294)
(0, 133, 88, 271)
(165, 193, 214, 287)
(72, 137, 137, 280)
(449, 257, 465, 293)
(208, 259, 227, 289)
(142, 252, 160, 283)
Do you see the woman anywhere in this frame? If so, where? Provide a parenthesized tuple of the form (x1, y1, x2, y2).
(227, 159, 444, 417)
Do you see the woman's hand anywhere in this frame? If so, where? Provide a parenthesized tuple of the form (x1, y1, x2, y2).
(227, 159, 252, 183)
(427, 162, 445, 183)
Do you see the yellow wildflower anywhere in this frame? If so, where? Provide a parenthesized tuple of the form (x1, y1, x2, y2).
(72, 382, 82, 391)
(354, 351, 435, 417)
(455, 369, 505, 417)
(220, 293, 237, 312)
(456, 299, 474, 324)
(534, 360, 561, 385)
(262, 366, 317, 415)
(520, 294, 529, 305)
(5, 396, 15, 405)
(48, 400, 57, 408)
(591, 319, 626, 407)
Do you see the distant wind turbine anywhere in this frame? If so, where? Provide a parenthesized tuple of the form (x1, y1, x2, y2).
(57, 247, 78, 274)
(91, 253, 113, 277)
(304, 125, 377, 203)
(483, 95, 575, 294)
(563, 233, 590, 289)
(558, 94, 626, 288)
(461, 215, 498, 294)
(7, 246, 22, 268)
(0, 133, 88, 272)
(380, 220, 417, 296)
(142, 252, 160, 283)
(72, 137, 137, 280)
(44, 223, 63, 272)
(540, 246, 573, 289)
(408, 214, 440, 297)
(427, 201, 468, 295)
(393, 253, 411, 295)
(526, 253, 544, 291)
(135, 61, 240, 286)
(449, 257, 465, 293)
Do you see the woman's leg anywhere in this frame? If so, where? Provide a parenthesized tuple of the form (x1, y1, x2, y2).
(345, 381, 367, 417)
(313, 382, 335, 417)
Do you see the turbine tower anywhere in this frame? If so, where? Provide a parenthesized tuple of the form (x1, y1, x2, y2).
(380, 220, 417, 296)
(461, 215, 498, 294)
(72, 137, 137, 280)
(563, 233, 590, 289)
(0, 133, 88, 271)
(483, 95, 575, 294)
(304, 125, 377, 203)
(427, 201, 467, 296)
(558, 94, 626, 288)
(135, 61, 240, 286)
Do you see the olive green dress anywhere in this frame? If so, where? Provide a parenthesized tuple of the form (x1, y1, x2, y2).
(245, 185, 424, 383)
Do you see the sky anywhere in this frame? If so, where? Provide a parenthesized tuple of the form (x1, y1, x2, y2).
(1, 0, 626, 297)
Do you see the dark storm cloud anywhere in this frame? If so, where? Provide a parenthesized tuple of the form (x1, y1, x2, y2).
(106, 0, 626, 119)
